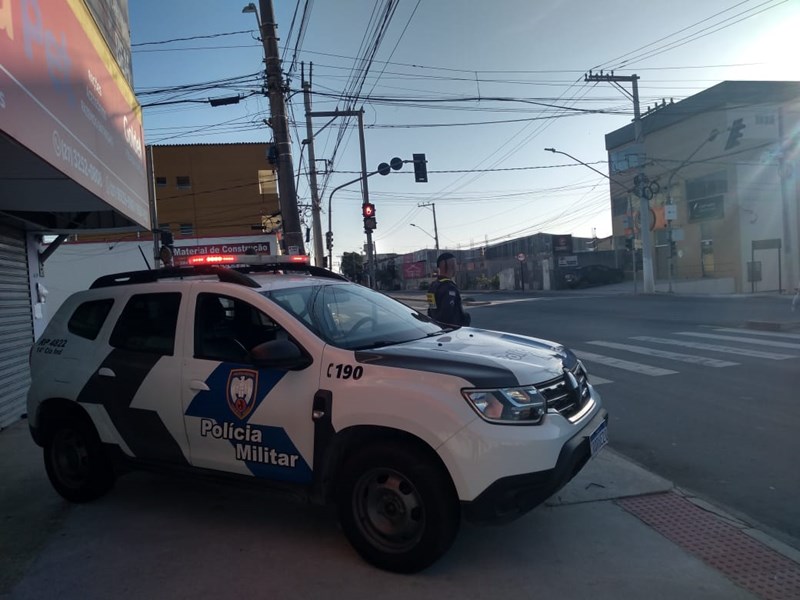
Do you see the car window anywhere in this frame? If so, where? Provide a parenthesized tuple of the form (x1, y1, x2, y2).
(67, 298, 114, 340)
(110, 293, 181, 355)
(194, 293, 288, 362)
(266, 283, 442, 350)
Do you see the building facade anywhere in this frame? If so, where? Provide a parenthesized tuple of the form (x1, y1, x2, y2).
(43, 143, 282, 318)
(606, 81, 800, 294)
(0, 0, 146, 427)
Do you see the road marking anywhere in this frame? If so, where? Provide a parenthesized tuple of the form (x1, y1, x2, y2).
(712, 327, 800, 340)
(586, 340, 739, 368)
(588, 375, 613, 385)
(483, 298, 547, 305)
(676, 331, 800, 350)
(631, 336, 796, 360)
(574, 350, 678, 376)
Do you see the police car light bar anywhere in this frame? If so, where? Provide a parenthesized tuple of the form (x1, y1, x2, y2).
(188, 254, 309, 266)
(188, 255, 238, 265)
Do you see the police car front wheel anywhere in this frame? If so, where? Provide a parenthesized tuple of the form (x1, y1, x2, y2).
(337, 442, 459, 573)
(44, 417, 115, 503)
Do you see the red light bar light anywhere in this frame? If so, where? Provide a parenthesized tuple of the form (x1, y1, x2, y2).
(188, 255, 237, 265)
(288, 255, 309, 263)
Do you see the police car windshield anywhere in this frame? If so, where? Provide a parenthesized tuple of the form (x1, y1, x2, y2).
(262, 283, 443, 350)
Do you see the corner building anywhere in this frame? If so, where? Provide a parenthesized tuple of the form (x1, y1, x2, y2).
(606, 81, 800, 294)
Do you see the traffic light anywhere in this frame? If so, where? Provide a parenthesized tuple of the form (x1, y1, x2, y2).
(363, 203, 376, 231)
(413, 153, 428, 183)
(325, 230, 333, 251)
(725, 118, 746, 150)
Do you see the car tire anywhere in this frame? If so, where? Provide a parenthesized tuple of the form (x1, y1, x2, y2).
(337, 442, 460, 573)
(44, 416, 115, 503)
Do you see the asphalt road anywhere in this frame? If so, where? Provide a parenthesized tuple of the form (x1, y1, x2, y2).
(453, 289, 800, 550)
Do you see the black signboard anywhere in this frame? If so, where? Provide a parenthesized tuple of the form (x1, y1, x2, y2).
(552, 234, 573, 254)
(688, 195, 724, 222)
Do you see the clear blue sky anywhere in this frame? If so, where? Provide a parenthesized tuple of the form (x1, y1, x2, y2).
(129, 0, 798, 263)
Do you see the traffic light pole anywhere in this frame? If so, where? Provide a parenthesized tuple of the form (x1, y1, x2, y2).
(356, 110, 376, 288)
(306, 108, 374, 285)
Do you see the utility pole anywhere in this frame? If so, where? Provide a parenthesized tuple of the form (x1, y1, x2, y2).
(302, 63, 324, 266)
(586, 71, 654, 293)
(256, 0, 304, 255)
(418, 202, 439, 250)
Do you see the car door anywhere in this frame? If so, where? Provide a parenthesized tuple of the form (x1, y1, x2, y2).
(77, 289, 191, 465)
(181, 286, 319, 484)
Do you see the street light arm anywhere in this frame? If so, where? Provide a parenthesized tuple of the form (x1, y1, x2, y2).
(545, 147, 628, 188)
(410, 223, 436, 244)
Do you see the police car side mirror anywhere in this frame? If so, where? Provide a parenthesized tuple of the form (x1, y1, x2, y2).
(250, 339, 312, 371)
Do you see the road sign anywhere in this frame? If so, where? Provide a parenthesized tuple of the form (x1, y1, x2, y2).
(517, 253, 526, 262)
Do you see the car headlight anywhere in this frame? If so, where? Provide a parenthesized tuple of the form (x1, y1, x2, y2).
(462, 385, 547, 424)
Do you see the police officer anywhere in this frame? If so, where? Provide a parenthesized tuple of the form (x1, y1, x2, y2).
(427, 252, 471, 327)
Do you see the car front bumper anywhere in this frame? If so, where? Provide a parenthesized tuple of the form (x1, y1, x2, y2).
(461, 407, 608, 523)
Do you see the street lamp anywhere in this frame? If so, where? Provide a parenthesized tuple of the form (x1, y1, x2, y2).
(545, 147, 642, 291)
(665, 128, 720, 293)
(410, 223, 438, 248)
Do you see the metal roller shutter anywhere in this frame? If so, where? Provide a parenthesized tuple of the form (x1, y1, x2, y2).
(0, 224, 33, 428)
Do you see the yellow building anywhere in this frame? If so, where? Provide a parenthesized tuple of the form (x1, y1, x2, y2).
(152, 143, 280, 243)
(73, 142, 281, 249)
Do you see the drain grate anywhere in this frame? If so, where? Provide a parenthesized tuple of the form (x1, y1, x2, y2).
(617, 492, 800, 600)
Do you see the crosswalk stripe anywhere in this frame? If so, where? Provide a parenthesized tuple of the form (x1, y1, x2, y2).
(574, 350, 678, 376)
(588, 375, 613, 385)
(676, 332, 800, 350)
(631, 336, 795, 360)
(712, 327, 800, 341)
(586, 340, 739, 368)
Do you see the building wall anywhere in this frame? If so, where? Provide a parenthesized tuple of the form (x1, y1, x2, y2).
(74, 143, 280, 245)
(153, 143, 279, 240)
(608, 86, 800, 294)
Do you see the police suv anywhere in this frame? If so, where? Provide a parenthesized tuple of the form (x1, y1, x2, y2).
(27, 255, 608, 573)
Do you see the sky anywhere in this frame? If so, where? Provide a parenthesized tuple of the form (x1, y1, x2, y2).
(128, 0, 800, 264)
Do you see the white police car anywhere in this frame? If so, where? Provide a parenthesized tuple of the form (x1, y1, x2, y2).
(27, 255, 607, 573)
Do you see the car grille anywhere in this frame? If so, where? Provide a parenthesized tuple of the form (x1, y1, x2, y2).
(537, 367, 591, 420)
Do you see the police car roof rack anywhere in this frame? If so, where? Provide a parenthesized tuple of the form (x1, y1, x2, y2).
(90, 266, 261, 289)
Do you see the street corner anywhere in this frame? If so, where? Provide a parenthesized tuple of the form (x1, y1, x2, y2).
(545, 447, 673, 506)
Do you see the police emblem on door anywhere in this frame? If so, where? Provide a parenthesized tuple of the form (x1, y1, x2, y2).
(227, 369, 258, 420)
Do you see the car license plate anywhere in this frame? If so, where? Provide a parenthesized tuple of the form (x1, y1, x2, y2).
(589, 420, 608, 456)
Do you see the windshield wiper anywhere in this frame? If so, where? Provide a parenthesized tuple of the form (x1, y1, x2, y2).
(425, 327, 456, 337)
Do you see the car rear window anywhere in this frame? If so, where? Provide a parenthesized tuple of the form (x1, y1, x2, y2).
(110, 293, 181, 355)
(67, 299, 114, 340)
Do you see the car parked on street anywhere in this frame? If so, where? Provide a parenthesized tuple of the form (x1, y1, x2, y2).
(562, 264, 625, 288)
(27, 255, 607, 573)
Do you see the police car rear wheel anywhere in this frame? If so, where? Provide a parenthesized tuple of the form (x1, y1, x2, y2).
(337, 443, 459, 573)
(44, 418, 115, 503)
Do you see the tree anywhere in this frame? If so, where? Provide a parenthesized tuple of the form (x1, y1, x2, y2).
(341, 252, 364, 282)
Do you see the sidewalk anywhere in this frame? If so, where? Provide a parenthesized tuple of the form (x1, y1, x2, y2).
(2, 417, 799, 599)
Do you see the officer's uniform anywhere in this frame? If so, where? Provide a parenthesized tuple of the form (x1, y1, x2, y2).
(427, 277, 470, 326)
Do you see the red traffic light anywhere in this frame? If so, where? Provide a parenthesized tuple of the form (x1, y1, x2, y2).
(362, 203, 376, 218)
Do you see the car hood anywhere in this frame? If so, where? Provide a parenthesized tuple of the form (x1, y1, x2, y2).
(354, 328, 574, 388)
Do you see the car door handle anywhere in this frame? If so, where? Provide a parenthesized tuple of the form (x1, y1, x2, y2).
(189, 380, 210, 392)
(98, 367, 116, 378)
